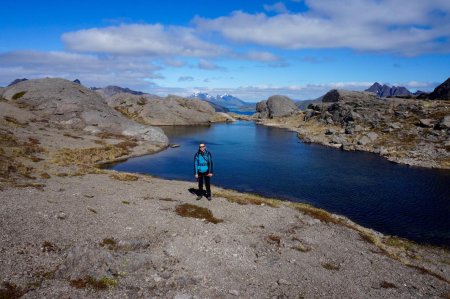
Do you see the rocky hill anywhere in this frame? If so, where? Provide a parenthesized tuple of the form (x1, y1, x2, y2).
(109, 93, 231, 125)
(92, 85, 146, 98)
(0, 78, 168, 184)
(259, 88, 450, 169)
(428, 77, 450, 100)
(366, 82, 412, 97)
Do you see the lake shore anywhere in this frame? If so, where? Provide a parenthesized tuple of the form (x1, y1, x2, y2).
(1, 132, 450, 298)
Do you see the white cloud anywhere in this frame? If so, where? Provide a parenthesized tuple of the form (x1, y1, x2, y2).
(194, 0, 450, 55)
(62, 24, 227, 57)
(0, 50, 162, 88)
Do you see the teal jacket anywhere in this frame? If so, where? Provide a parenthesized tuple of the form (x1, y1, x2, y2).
(194, 150, 213, 174)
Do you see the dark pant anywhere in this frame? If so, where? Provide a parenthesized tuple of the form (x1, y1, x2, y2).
(198, 172, 211, 196)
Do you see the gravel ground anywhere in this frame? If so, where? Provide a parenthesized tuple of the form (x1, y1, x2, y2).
(1, 172, 449, 298)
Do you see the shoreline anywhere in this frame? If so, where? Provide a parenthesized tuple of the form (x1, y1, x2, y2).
(255, 117, 450, 170)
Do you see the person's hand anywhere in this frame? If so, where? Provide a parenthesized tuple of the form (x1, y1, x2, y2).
(195, 174, 199, 179)
(207, 173, 213, 177)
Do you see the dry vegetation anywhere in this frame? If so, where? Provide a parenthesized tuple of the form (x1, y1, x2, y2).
(175, 203, 223, 224)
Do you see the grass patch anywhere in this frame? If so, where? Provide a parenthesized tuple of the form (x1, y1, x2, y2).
(292, 243, 311, 253)
(70, 276, 118, 290)
(175, 203, 223, 224)
(384, 236, 413, 250)
(12, 91, 27, 100)
(110, 173, 139, 181)
(41, 241, 59, 252)
(87, 207, 97, 214)
(321, 262, 340, 271)
(291, 202, 347, 225)
(121, 200, 130, 205)
(99, 238, 117, 250)
(53, 145, 130, 166)
(214, 189, 280, 207)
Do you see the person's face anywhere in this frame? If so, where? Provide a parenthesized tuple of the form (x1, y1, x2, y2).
(199, 144, 206, 152)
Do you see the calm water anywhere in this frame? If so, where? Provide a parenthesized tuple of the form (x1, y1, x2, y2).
(110, 121, 450, 247)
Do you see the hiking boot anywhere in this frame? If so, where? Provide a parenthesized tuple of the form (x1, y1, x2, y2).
(207, 196, 212, 201)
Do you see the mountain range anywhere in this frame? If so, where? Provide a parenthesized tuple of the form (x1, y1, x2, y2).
(365, 82, 412, 97)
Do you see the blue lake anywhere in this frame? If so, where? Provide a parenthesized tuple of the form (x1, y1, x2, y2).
(110, 121, 450, 247)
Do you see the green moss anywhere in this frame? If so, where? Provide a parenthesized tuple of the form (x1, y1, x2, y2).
(12, 91, 27, 100)
(175, 203, 223, 224)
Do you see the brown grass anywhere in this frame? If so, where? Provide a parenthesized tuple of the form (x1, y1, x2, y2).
(53, 145, 129, 167)
(321, 262, 340, 271)
(99, 238, 117, 250)
(110, 173, 139, 181)
(175, 203, 223, 224)
(214, 189, 280, 207)
(291, 202, 347, 225)
(12, 91, 27, 100)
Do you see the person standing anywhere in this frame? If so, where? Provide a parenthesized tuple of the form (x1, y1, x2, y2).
(194, 143, 213, 200)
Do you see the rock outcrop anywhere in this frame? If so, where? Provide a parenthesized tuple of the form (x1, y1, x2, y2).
(256, 95, 299, 118)
(109, 93, 218, 125)
(428, 77, 450, 100)
(2, 78, 168, 144)
(259, 88, 450, 169)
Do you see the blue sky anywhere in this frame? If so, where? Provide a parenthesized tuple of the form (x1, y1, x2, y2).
(1, 0, 449, 101)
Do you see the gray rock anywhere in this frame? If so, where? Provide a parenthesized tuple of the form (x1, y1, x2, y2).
(2, 78, 168, 145)
(366, 132, 379, 142)
(322, 89, 377, 103)
(418, 119, 434, 128)
(110, 93, 217, 125)
(256, 95, 298, 118)
(436, 116, 450, 130)
(229, 290, 240, 296)
(357, 136, 372, 146)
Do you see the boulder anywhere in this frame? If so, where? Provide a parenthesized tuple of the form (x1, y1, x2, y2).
(256, 95, 298, 118)
(436, 116, 450, 130)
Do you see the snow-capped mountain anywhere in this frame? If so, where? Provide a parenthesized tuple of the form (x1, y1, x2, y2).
(188, 92, 248, 108)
